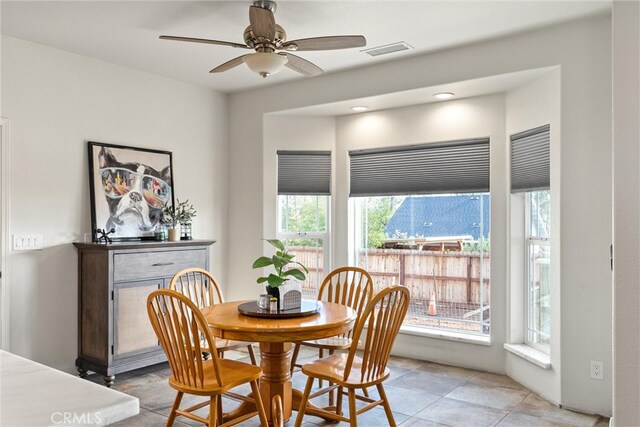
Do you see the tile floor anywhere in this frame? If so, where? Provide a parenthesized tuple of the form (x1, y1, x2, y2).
(94, 347, 609, 427)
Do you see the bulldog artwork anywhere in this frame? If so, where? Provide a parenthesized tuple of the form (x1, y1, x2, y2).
(88, 142, 174, 240)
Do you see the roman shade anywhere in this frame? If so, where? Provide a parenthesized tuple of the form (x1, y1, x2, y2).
(349, 138, 490, 197)
(510, 124, 550, 193)
(277, 151, 331, 195)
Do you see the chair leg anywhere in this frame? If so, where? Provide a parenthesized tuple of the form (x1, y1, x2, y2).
(290, 343, 301, 375)
(166, 391, 183, 427)
(336, 386, 344, 416)
(250, 379, 269, 427)
(216, 394, 223, 424)
(376, 383, 396, 427)
(362, 387, 370, 398)
(318, 348, 324, 388)
(294, 376, 314, 427)
(247, 344, 257, 365)
(328, 349, 335, 406)
(208, 395, 218, 427)
(348, 388, 358, 427)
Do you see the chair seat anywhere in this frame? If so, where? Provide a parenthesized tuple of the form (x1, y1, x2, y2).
(301, 352, 390, 388)
(298, 336, 352, 351)
(169, 358, 263, 396)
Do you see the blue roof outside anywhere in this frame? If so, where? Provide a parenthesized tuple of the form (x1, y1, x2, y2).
(384, 195, 490, 240)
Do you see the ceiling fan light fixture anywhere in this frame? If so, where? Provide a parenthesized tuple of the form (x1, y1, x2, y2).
(243, 52, 288, 78)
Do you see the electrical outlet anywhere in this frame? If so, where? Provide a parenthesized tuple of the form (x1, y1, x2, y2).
(590, 360, 603, 380)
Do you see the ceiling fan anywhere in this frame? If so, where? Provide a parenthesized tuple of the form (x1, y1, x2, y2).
(160, 0, 366, 78)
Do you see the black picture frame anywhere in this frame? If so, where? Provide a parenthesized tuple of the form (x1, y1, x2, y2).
(88, 141, 175, 242)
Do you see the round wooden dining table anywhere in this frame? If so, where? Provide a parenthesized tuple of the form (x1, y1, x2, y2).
(201, 300, 356, 424)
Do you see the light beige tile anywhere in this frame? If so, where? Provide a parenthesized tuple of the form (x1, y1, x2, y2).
(415, 397, 509, 427)
(417, 362, 478, 381)
(468, 371, 530, 391)
(388, 371, 466, 396)
(399, 417, 452, 426)
(513, 394, 599, 426)
(445, 383, 530, 411)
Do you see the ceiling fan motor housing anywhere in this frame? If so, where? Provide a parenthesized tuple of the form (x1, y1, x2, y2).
(244, 24, 287, 50)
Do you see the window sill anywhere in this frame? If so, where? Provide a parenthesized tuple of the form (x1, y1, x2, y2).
(504, 343, 551, 369)
(399, 325, 491, 346)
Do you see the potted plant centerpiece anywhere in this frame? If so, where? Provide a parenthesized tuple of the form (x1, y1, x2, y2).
(252, 239, 308, 311)
(162, 199, 196, 241)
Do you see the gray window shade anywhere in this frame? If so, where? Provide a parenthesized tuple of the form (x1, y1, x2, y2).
(349, 138, 490, 197)
(510, 124, 550, 193)
(277, 151, 331, 195)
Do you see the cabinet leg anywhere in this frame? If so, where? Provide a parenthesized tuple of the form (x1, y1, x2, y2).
(103, 375, 115, 388)
(77, 367, 88, 378)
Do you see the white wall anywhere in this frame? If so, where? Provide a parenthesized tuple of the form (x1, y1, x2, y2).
(228, 14, 612, 415)
(612, 1, 640, 425)
(1, 36, 228, 373)
(505, 70, 563, 404)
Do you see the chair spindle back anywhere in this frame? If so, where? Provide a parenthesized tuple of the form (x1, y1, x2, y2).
(147, 289, 223, 389)
(169, 268, 224, 309)
(344, 286, 410, 384)
(317, 267, 374, 339)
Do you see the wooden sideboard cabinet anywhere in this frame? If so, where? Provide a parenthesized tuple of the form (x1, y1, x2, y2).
(73, 240, 215, 386)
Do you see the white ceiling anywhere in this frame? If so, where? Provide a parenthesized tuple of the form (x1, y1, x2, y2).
(1, 1, 610, 94)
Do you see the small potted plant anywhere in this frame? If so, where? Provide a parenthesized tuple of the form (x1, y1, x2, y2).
(162, 199, 196, 241)
(252, 239, 308, 310)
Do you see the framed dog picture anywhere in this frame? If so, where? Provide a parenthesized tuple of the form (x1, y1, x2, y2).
(88, 141, 174, 241)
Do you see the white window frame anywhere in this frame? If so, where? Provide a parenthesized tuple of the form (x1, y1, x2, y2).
(524, 191, 550, 353)
(276, 194, 331, 284)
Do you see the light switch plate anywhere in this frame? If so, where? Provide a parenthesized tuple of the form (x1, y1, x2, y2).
(13, 234, 43, 251)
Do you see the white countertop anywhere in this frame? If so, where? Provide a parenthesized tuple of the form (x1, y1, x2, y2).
(0, 350, 139, 426)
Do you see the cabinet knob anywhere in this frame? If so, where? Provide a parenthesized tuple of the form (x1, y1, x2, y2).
(152, 262, 175, 267)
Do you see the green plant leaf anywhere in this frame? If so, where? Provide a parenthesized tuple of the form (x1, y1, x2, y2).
(257, 276, 268, 284)
(252, 256, 273, 269)
(293, 261, 309, 274)
(266, 274, 286, 287)
(265, 239, 285, 251)
(271, 255, 288, 270)
(283, 269, 306, 280)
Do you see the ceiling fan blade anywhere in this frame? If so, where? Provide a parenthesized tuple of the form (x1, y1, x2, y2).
(160, 35, 250, 49)
(210, 55, 250, 73)
(249, 5, 276, 40)
(282, 53, 323, 77)
(281, 35, 366, 51)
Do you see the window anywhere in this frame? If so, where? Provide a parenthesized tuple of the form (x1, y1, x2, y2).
(510, 124, 551, 352)
(276, 151, 331, 299)
(349, 138, 491, 336)
(526, 190, 550, 350)
(352, 194, 490, 335)
(277, 195, 329, 299)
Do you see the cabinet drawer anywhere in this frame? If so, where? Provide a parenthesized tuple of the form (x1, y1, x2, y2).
(113, 249, 207, 282)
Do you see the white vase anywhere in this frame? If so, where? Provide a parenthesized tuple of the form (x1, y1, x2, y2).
(278, 281, 302, 311)
(168, 228, 180, 241)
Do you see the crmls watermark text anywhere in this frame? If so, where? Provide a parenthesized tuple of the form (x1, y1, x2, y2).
(51, 412, 102, 425)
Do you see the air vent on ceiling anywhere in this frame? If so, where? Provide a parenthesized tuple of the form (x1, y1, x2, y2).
(362, 41, 413, 57)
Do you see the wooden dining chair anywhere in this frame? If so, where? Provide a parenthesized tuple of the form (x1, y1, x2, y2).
(293, 286, 410, 427)
(147, 289, 269, 427)
(170, 267, 257, 365)
(290, 266, 374, 399)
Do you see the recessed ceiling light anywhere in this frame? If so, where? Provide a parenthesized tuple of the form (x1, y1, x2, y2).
(350, 106, 369, 112)
(433, 92, 455, 100)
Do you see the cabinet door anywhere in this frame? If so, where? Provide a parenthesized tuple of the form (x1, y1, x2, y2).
(113, 279, 162, 359)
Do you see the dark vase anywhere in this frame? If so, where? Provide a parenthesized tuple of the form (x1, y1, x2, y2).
(265, 286, 280, 308)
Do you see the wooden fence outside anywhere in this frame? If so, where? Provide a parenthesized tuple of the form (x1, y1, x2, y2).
(289, 246, 490, 312)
